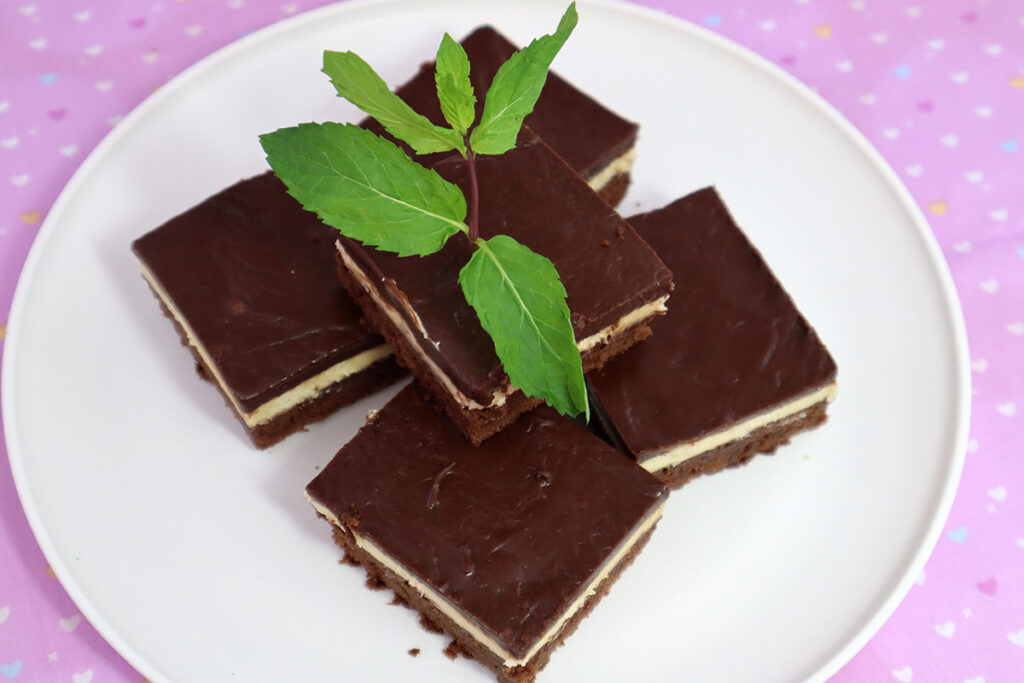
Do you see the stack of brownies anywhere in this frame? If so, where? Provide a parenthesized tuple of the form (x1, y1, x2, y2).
(132, 26, 837, 683)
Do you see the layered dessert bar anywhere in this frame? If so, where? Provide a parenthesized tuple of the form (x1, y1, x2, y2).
(305, 383, 668, 683)
(374, 26, 639, 206)
(335, 131, 673, 445)
(132, 172, 405, 448)
(588, 188, 838, 487)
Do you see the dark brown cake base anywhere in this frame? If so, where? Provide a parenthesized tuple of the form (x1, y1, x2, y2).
(147, 281, 406, 448)
(644, 400, 830, 489)
(327, 519, 659, 683)
(593, 171, 631, 208)
(336, 253, 655, 444)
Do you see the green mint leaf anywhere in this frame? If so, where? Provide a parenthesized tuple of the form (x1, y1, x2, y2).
(323, 50, 466, 156)
(458, 234, 588, 418)
(435, 33, 476, 135)
(469, 3, 578, 155)
(260, 122, 467, 257)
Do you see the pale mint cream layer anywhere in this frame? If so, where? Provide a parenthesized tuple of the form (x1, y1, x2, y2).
(640, 383, 839, 473)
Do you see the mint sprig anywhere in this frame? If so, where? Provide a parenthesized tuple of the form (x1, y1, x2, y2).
(262, 3, 588, 419)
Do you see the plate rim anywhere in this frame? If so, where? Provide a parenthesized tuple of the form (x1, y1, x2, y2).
(2, 1, 971, 681)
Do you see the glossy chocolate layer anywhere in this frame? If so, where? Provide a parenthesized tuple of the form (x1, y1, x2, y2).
(132, 172, 385, 412)
(306, 384, 667, 658)
(340, 132, 673, 406)
(588, 187, 838, 461)
(363, 26, 638, 181)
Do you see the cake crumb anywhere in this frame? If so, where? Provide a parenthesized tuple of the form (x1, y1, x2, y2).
(600, 239, 611, 247)
(390, 593, 408, 607)
(443, 639, 466, 660)
(366, 408, 379, 423)
(408, 648, 420, 657)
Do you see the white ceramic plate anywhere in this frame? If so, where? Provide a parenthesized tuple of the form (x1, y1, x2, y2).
(4, 1, 969, 681)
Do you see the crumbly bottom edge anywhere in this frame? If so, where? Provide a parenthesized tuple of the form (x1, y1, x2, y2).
(324, 516, 660, 683)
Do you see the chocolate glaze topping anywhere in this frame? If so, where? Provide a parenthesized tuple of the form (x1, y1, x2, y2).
(132, 172, 384, 412)
(306, 384, 667, 658)
(363, 26, 638, 180)
(588, 188, 838, 460)
(340, 131, 673, 406)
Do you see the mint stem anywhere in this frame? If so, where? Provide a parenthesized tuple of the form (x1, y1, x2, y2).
(466, 147, 480, 243)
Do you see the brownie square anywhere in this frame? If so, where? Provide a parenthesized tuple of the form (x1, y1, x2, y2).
(588, 187, 838, 487)
(131, 172, 405, 447)
(306, 383, 668, 683)
(335, 131, 673, 444)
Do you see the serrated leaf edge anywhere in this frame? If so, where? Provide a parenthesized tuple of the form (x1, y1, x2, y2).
(323, 50, 466, 156)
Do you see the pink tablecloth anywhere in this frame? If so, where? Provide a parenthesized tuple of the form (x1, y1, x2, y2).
(1, 1, 1021, 681)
